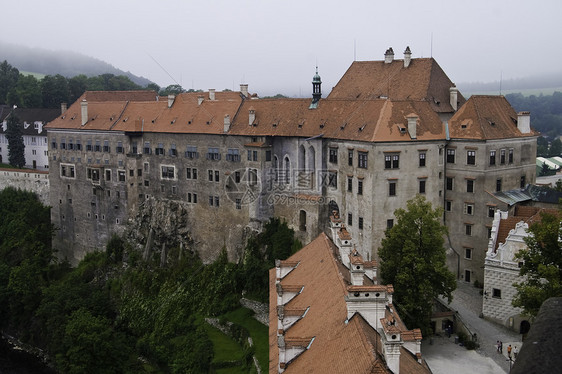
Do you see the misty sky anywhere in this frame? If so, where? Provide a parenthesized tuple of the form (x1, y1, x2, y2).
(2, 0, 560, 96)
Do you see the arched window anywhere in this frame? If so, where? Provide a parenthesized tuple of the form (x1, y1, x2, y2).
(274, 155, 279, 182)
(299, 145, 306, 171)
(284, 156, 290, 184)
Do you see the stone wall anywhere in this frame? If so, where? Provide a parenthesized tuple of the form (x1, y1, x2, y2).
(0, 168, 49, 205)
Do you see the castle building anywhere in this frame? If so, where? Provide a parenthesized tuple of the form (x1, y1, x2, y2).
(45, 47, 537, 284)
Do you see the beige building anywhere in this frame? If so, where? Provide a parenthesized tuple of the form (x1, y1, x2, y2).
(46, 48, 537, 284)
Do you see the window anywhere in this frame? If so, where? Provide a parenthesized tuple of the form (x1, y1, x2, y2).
(329, 148, 338, 163)
(131, 142, 137, 154)
(144, 162, 149, 172)
(492, 288, 502, 298)
(116, 141, 124, 153)
(215, 170, 220, 182)
(467, 150, 475, 165)
(86, 139, 92, 151)
(144, 180, 149, 187)
(387, 219, 394, 229)
(118, 170, 126, 181)
(186, 146, 198, 159)
(186, 168, 197, 180)
(208, 170, 213, 181)
(235, 171, 241, 183)
(446, 200, 452, 211)
(447, 149, 455, 163)
(487, 206, 495, 218)
(500, 149, 506, 164)
(87, 168, 100, 183)
(247, 150, 258, 161)
(358, 217, 364, 230)
(358, 152, 368, 168)
(103, 140, 110, 153)
(465, 224, 473, 236)
(161, 166, 175, 179)
(348, 213, 352, 226)
(143, 142, 151, 154)
(446, 177, 454, 191)
(94, 140, 101, 152)
(384, 154, 399, 169)
(489, 150, 496, 165)
(129, 169, 134, 177)
(207, 147, 220, 160)
(389, 181, 396, 196)
(328, 171, 337, 188)
(464, 203, 474, 215)
(265, 150, 272, 161)
(51, 138, 57, 149)
(347, 177, 353, 192)
(509, 149, 514, 164)
(496, 178, 502, 192)
(61, 138, 66, 149)
(466, 179, 474, 193)
(209, 196, 214, 206)
(138, 169, 142, 177)
(348, 150, 353, 166)
(76, 139, 82, 150)
(419, 152, 426, 167)
(520, 175, 526, 188)
(465, 248, 472, 259)
(67, 138, 73, 150)
(236, 199, 241, 210)
(227, 148, 240, 162)
(105, 170, 111, 181)
(488, 227, 493, 238)
(169, 144, 177, 157)
(419, 179, 426, 194)
(155, 143, 165, 155)
(358, 180, 363, 195)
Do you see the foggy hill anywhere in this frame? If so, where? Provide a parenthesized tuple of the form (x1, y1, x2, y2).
(458, 72, 562, 96)
(0, 41, 154, 87)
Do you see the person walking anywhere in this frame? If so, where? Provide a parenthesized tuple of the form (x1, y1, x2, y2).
(513, 346, 518, 359)
(499, 341, 503, 354)
(507, 344, 512, 359)
(496, 340, 501, 353)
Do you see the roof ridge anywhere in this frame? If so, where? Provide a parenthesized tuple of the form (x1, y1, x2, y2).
(371, 100, 390, 142)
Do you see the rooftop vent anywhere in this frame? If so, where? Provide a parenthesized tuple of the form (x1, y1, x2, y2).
(384, 47, 394, 64)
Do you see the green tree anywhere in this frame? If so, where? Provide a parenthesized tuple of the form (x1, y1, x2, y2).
(5, 113, 26, 168)
(0, 60, 19, 104)
(68, 74, 88, 103)
(513, 211, 562, 316)
(41, 74, 70, 108)
(550, 138, 562, 157)
(6, 74, 42, 108)
(379, 195, 456, 334)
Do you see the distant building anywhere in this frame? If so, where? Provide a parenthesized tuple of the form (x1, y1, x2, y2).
(0, 105, 60, 170)
(483, 205, 558, 333)
(269, 215, 431, 373)
(45, 47, 537, 282)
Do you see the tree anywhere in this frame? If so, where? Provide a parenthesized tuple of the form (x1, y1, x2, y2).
(0, 60, 19, 104)
(6, 74, 42, 108)
(513, 211, 562, 316)
(5, 113, 26, 168)
(379, 195, 456, 334)
(41, 74, 70, 108)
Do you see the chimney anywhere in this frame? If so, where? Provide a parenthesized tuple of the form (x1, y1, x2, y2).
(80, 99, 88, 126)
(349, 249, 365, 286)
(403, 46, 412, 68)
(384, 47, 394, 64)
(249, 108, 256, 126)
(407, 114, 418, 139)
(61, 102, 67, 114)
(240, 84, 249, 98)
(209, 89, 215, 101)
(517, 111, 531, 133)
(345, 285, 390, 330)
(167, 94, 175, 108)
(223, 114, 231, 133)
(197, 95, 204, 106)
(449, 86, 458, 111)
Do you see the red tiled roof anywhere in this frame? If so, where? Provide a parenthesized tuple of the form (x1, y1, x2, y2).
(327, 58, 465, 113)
(448, 95, 539, 140)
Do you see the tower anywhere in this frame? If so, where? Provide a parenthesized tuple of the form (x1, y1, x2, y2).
(310, 67, 322, 109)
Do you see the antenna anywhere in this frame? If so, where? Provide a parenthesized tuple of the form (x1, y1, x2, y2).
(430, 32, 433, 58)
(499, 71, 503, 95)
(354, 39, 356, 61)
(147, 53, 182, 89)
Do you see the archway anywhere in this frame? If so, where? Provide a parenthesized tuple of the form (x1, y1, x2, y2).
(520, 320, 530, 335)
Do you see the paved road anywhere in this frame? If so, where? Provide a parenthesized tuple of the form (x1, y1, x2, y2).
(423, 281, 523, 373)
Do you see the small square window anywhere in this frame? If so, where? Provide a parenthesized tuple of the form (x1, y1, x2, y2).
(465, 248, 472, 259)
(389, 181, 396, 196)
(488, 206, 495, 218)
(492, 288, 501, 298)
(419, 180, 426, 194)
(465, 224, 473, 236)
(446, 200, 452, 212)
(466, 179, 474, 193)
(387, 219, 394, 229)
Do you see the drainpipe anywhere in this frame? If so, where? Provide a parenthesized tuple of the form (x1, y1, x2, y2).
(443, 122, 461, 279)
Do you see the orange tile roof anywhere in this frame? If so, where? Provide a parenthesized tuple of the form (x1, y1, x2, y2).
(327, 58, 465, 113)
(448, 95, 539, 140)
(229, 98, 446, 142)
(269, 233, 430, 374)
(495, 207, 559, 251)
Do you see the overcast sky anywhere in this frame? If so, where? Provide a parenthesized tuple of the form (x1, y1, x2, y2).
(2, 0, 560, 96)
